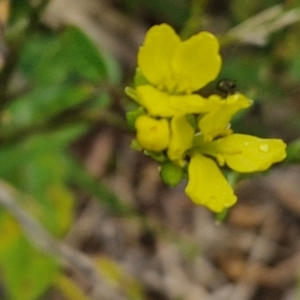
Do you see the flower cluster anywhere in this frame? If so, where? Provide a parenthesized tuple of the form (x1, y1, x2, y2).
(125, 23, 286, 213)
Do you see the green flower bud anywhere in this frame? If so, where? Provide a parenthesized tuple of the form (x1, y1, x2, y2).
(160, 161, 183, 187)
(285, 139, 300, 163)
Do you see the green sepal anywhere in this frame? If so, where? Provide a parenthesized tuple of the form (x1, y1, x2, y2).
(126, 107, 145, 131)
(124, 86, 137, 101)
(133, 68, 149, 87)
(144, 150, 167, 163)
(130, 139, 143, 151)
(185, 114, 198, 130)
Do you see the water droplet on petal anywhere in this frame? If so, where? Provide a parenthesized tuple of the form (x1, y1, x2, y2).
(259, 143, 270, 152)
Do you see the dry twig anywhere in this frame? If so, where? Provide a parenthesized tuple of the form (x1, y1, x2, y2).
(0, 180, 127, 300)
(228, 5, 300, 45)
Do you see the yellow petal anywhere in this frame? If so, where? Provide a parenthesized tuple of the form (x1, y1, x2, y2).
(167, 115, 195, 164)
(135, 115, 170, 152)
(136, 85, 210, 117)
(173, 31, 221, 93)
(215, 134, 287, 172)
(185, 153, 237, 213)
(199, 93, 252, 141)
(138, 24, 180, 89)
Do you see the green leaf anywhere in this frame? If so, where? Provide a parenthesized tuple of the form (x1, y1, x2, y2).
(0, 125, 87, 235)
(1, 85, 93, 135)
(0, 211, 58, 300)
(0, 124, 88, 176)
(60, 26, 112, 83)
(9, 0, 31, 24)
(19, 34, 67, 86)
(18, 25, 121, 88)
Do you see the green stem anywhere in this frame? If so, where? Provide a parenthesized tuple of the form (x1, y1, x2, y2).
(180, 0, 209, 39)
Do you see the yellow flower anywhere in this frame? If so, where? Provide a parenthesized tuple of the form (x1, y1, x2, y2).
(185, 153, 237, 213)
(167, 115, 195, 165)
(186, 133, 286, 212)
(135, 115, 170, 152)
(135, 85, 211, 117)
(202, 134, 287, 172)
(131, 24, 221, 118)
(126, 23, 288, 214)
(198, 93, 252, 141)
(138, 23, 221, 93)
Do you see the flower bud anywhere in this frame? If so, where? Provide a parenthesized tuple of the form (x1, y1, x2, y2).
(160, 161, 183, 187)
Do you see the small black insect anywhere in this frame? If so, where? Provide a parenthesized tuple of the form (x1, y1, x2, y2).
(216, 79, 237, 96)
